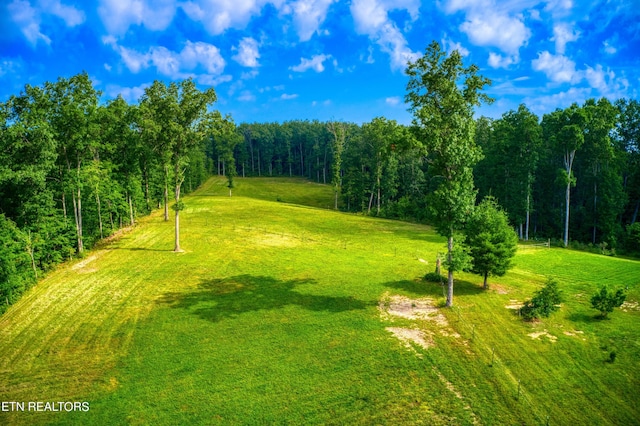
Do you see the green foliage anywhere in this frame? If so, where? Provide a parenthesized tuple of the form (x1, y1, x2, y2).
(590, 285, 626, 318)
(424, 272, 445, 283)
(520, 278, 563, 321)
(405, 40, 492, 306)
(466, 197, 518, 288)
(626, 222, 640, 252)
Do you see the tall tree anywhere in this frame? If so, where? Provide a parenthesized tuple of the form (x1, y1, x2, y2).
(327, 121, 346, 210)
(542, 104, 586, 247)
(45, 72, 100, 254)
(405, 40, 492, 307)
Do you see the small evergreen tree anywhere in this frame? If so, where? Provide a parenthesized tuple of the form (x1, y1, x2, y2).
(466, 196, 518, 289)
(520, 278, 563, 321)
(590, 286, 626, 318)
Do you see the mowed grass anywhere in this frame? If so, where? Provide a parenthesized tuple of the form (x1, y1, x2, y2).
(0, 176, 638, 425)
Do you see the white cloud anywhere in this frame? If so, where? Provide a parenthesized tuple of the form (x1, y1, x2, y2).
(8, 0, 51, 45)
(289, 0, 335, 41)
(41, 0, 85, 26)
(442, 35, 470, 57)
(290, 54, 330, 72)
(238, 90, 256, 101)
(106, 83, 150, 103)
(180, 0, 280, 35)
(198, 74, 232, 86)
(532, 51, 579, 83)
(281, 93, 298, 100)
(103, 38, 226, 80)
(459, 11, 530, 55)
(181, 41, 226, 74)
(385, 96, 400, 106)
(603, 40, 617, 55)
(98, 0, 176, 35)
(350, 0, 421, 70)
(551, 23, 579, 54)
(488, 52, 517, 69)
(526, 87, 590, 114)
(444, 0, 531, 57)
(233, 37, 260, 67)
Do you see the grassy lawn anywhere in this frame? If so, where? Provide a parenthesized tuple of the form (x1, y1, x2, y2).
(1, 176, 638, 425)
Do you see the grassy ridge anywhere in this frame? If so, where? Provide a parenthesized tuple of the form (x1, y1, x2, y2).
(0, 176, 638, 425)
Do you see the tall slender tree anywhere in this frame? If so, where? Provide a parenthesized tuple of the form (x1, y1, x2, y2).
(542, 104, 586, 247)
(405, 41, 492, 307)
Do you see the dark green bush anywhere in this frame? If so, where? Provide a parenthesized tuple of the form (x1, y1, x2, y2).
(520, 278, 563, 321)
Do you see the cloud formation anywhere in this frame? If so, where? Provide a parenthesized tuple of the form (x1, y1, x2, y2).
(350, 0, 420, 70)
(290, 54, 331, 72)
(233, 38, 261, 68)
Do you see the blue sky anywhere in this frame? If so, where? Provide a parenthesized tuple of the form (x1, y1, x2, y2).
(1, 0, 639, 124)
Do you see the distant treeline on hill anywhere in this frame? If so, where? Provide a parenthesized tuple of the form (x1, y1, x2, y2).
(211, 100, 639, 252)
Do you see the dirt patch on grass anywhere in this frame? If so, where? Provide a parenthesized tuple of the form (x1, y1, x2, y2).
(379, 294, 448, 326)
(491, 284, 509, 294)
(621, 301, 639, 312)
(505, 300, 523, 310)
(385, 327, 433, 353)
(71, 255, 97, 270)
(528, 330, 557, 342)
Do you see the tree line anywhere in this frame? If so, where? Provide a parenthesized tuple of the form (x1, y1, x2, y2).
(221, 101, 639, 253)
(0, 72, 233, 313)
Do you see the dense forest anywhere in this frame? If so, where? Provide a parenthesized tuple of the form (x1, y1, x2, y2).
(214, 99, 640, 250)
(1, 70, 639, 313)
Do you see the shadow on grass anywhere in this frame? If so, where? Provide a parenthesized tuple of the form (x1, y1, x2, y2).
(566, 312, 601, 323)
(383, 278, 485, 297)
(158, 274, 369, 322)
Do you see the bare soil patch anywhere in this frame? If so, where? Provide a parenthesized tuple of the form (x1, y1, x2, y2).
(385, 327, 433, 353)
(528, 330, 557, 342)
(378, 294, 448, 326)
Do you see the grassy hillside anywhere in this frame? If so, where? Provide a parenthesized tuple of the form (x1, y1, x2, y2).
(1, 176, 638, 425)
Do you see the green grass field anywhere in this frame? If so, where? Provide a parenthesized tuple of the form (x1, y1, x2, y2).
(1, 176, 639, 425)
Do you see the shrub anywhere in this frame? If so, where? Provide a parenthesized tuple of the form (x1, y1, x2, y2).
(520, 278, 563, 321)
(590, 285, 626, 319)
(424, 272, 445, 283)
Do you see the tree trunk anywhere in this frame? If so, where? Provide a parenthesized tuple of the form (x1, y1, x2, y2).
(299, 143, 304, 176)
(163, 165, 169, 221)
(96, 192, 103, 239)
(446, 235, 454, 307)
(334, 191, 338, 210)
(72, 189, 83, 254)
(257, 149, 261, 176)
(632, 199, 639, 224)
(143, 165, 150, 211)
(519, 223, 523, 240)
(317, 155, 320, 182)
(592, 181, 597, 244)
(174, 182, 182, 252)
(564, 180, 570, 247)
(525, 192, 530, 241)
(250, 141, 255, 173)
(323, 147, 328, 184)
(367, 189, 374, 214)
(242, 162, 246, 178)
(62, 192, 67, 220)
(128, 192, 135, 226)
(483, 272, 488, 290)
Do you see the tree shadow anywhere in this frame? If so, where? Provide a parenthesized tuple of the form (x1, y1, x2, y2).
(566, 312, 601, 323)
(158, 274, 369, 322)
(382, 278, 484, 297)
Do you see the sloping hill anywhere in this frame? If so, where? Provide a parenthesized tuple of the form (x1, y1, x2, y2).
(1, 177, 638, 425)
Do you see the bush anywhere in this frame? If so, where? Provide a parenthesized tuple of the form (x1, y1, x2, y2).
(424, 272, 445, 283)
(590, 285, 626, 318)
(520, 278, 563, 321)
